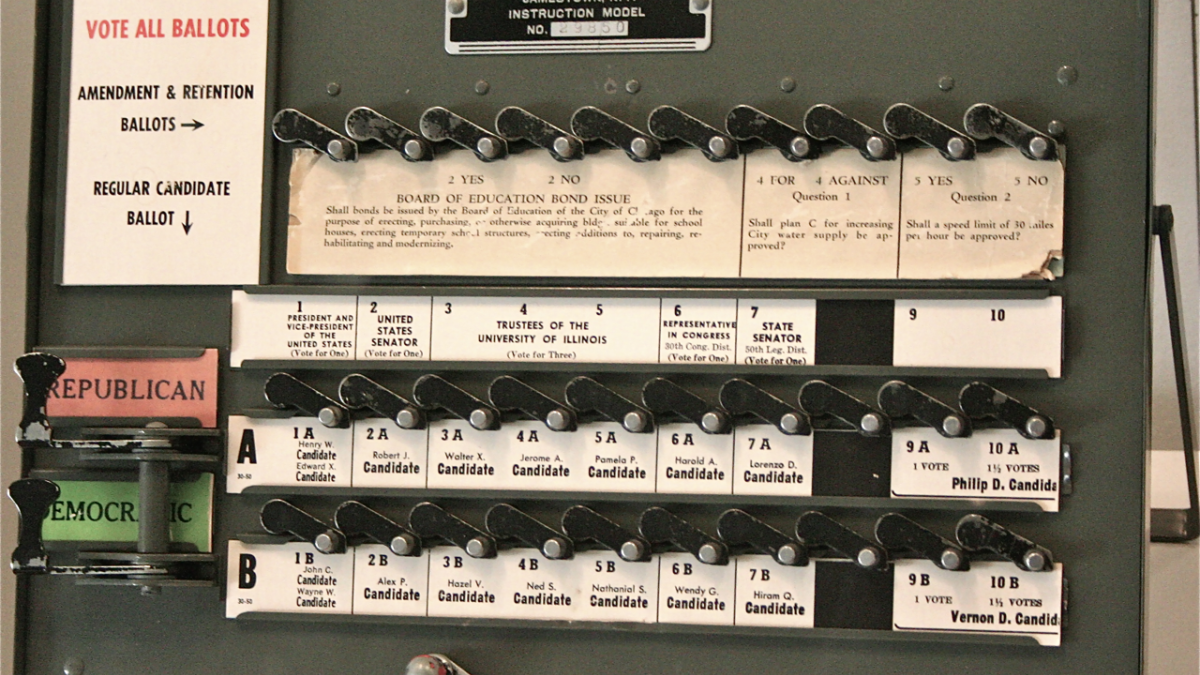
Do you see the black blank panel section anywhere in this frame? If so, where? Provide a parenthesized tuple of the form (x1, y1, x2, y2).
(814, 300, 895, 366)
(814, 561, 894, 630)
(812, 432, 892, 497)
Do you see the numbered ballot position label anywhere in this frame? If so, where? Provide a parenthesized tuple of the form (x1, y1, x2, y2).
(575, 423, 657, 493)
(656, 553, 736, 625)
(355, 297, 433, 361)
(574, 552, 659, 623)
(893, 298, 1063, 377)
(226, 417, 353, 493)
(351, 546, 429, 616)
(660, 299, 738, 366)
(892, 560, 1064, 646)
(425, 421, 505, 490)
(425, 548, 506, 620)
(62, 0, 268, 285)
(231, 292, 358, 366)
(733, 556, 816, 628)
(226, 541, 353, 618)
(733, 426, 813, 496)
(736, 300, 817, 367)
(351, 420, 428, 489)
(890, 429, 1061, 511)
(656, 425, 734, 494)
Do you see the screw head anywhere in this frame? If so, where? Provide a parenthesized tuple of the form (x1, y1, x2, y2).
(476, 136, 501, 159)
(390, 533, 417, 556)
(1056, 65, 1078, 86)
(1047, 120, 1067, 138)
(474, 80, 490, 95)
(465, 537, 490, 558)
(946, 136, 968, 160)
(691, 0, 710, 11)
(1025, 415, 1049, 438)
(629, 136, 653, 159)
(623, 410, 649, 433)
(1023, 549, 1048, 572)
(542, 537, 568, 559)
(395, 408, 421, 429)
(620, 539, 646, 561)
(625, 79, 641, 94)
(552, 136, 575, 158)
(325, 140, 350, 161)
(545, 408, 572, 431)
(469, 407, 495, 430)
(403, 138, 426, 161)
(856, 546, 880, 569)
(707, 136, 731, 158)
(407, 656, 445, 675)
(1028, 135, 1051, 159)
(63, 658, 86, 675)
(860, 412, 884, 434)
(314, 532, 337, 554)
(866, 135, 889, 159)
(779, 412, 803, 435)
(940, 548, 964, 570)
(700, 411, 727, 434)
(779, 76, 797, 93)
(788, 136, 810, 158)
(938, 76, 955, 92)
(776, 543, 802, 566)
(698, 542, 721, 564)
(317, 406, 344, 428)
(447, 0, 467, 15)
(942, 415, 965, 437)
(326, 82, 341, 96)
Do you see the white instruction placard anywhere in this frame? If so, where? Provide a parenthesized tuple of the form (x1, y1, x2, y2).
(62, 0, 268, 285)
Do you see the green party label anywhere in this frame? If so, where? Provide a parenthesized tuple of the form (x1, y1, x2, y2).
(41, 475, 213, 552)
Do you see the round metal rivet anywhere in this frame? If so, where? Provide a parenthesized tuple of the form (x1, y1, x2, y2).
(856, 547, 880, 569)
(707, 136, 731, 158)
(866, 135, 888, 159)
(860, 412, 883, 434)
(552, 136, 574, 158)
(623, 410, 648, 433)
(326, 140, 348, 161)
(701, 411, 726, 434)
(326, 82, 341, 96)
(1025, 416, 1049, 438)
(447, 0, 467, 15)
(940, 548, 963, 570)
(776, 543, 801, 566)
(396, 408, 420, 429)
(779, 76, 797, 93)
(476, 136, 500, 159)
(1023, 549, 1047, 572)
(466, 537, 489, 558)
(630, 137, 652, 159)
(779, 412, 803, 435)
(625, 79, 641, 94)
(318, 406, 344, 428)
(691, 0, 711, 11)
(546, 409, 572, 431)
(314, 532, 336, 554)
(1028, 136, 1051, 159)
(938, 76, 955, 92)
(620, 539, 645, 561)
(474, 80, 490, 95)
(403, 139, 426, 160)
(391, 533, 417, 556)
(788, 136, 810, 158)
(1056, 65, 1078, 86)
(542, 538, 567, 559)
(946, 136, 968, 159)
(406, 655, 443, 675)
(942, 415, 965, 437)
(63, 658, 86, 675)
(469, 407, 495, 430)
(698, 543, 721, 564)
(1047, 120, 1067, 138)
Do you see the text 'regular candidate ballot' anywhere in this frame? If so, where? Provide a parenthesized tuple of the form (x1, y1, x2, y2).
(61, 0, 269, 285)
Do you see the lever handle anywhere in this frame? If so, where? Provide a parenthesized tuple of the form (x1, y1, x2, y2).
(883, 104, 975, 161)
(561, 506, 650, 562)
(804, 104, 896, 161)
(570, 107, 661, 162)
(419, 107, 508, 162)
(344, 107, 433, 162)
(271, 108, 357, 161)
(263, 373, 349, 428)
(875, 513, 968, 571)
(338, 374, 424, 429)
(495, 107, 584, 162)
(642, 378, 729, 434)
(877, 381, 971, 438)
(719, 379, 810, 435)
(639, 507, 728, 565)
(796, 511, 887, 571)
(717, 509, 807, 566)
(260, 500, 347, 554)
(8, 478, 58, 572)
(489, 376, 577, 432)
(412, 375, 500, 430)
(486, 504, 574, 560)
(564, 376, 654, 433)
(14, 353, 66, 443)
(647, 106, 739, 162)
(958, 383, 1055, 440)
(798, 381, 889, 436)
(334, 501, 420, 556)
(963, 104, 1058, 161)
(955, 514, 1053, 572)
(726, 105, 818, 161)
(408, 502, 496, 558)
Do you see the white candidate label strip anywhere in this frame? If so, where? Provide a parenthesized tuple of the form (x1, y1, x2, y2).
(225, 541, 354, 618)
(426, 547, 508, 619)
(656, 554, 736, 625)
(574, 423, 657, 493)
(893, 298, 1063, 377)
(62, 0, 268, 285)
(286, 149, 744, 278)
(735, 300, 817, 367)
(656, 424, 734, 494)
(425, 421, 507, 489)
(431, 296, 661, 364)
(231, 291, 358, 367)
(226, 416, 353, 494)
(659, 299, 738, 366)
(351, 546, 429, 616)
(491, 550, 580, 621)
(356, 297, 434, 361)
(898, 148, 1064, 280)
(891, 560, 1064, 647)
(574, 552, 659, 623)
(890, 429, 1061, 511)
(732, 426, 813, 496)
(501, 422, 578, 491)
(351, 420, 428, 489)
(733, 556, 816, 628)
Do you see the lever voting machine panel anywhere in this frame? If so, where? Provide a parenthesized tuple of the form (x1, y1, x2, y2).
(14, 1, 1148, 674)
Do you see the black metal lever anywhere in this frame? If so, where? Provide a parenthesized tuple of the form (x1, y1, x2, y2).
(639, 507, 728, 565)
(561, 506, 650, 562)
(271, 108, 357, 161)
(642, 378, 729, 434)
(958, 383, 1055, 440)
(717, 509, 807, 566)
(344, 107, 433, 162)
(419, 107, 508, 162)
(412, 375, 500, 430)
(877, 381, 971, 438)
(726, 105, 818, 161)
(408, 503, 496, 559)
(338, 374, 424, 430)
(956, 514, 1053, 572)
(334, 501, 420, 556)
(883, 104, 975, 161)
(570, 107, 661, 162)
(495, 107, 583, 162)
(798, 381, 889, 436)
(804, 104, 896, 161)
(564, 377, 654, 433)
(875, 513, 968, 571)
(963, 104, 1058, 161)
(14, 353, 65, 443)
(796, 512, 887, 572)
(9, 478, 58, 572)
(260, 500, 347, 554)
(486, 504, 573, 560)
(263, 373, 349, 428)
(489, 376, 577, 432)
(647, 106, 739, 161)
(719, 379, 810, 435)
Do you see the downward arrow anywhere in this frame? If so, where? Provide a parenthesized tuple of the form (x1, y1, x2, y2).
(180, 119, 204, 130)
(182, 211, 193, 235)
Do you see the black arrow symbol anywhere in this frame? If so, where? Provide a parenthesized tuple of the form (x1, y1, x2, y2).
(182, 211, 194, 235)
(180, 120, 204, 131)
